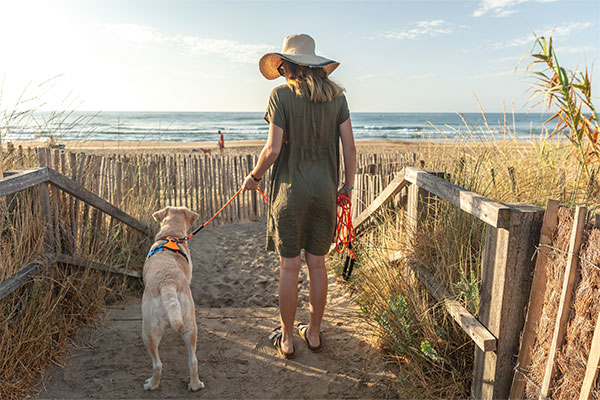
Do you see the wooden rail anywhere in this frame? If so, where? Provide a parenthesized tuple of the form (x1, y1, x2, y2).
(389, 251, 497, 352)
(354, 171, 408, 232)
(404, 167, 511, 229)
(350, 166, 544, 399)
(0, 167, 49, 197)
(0, 258, 54, 301)
(0, 164, 149, 301)
(46, 168, 150, 235)
(0, 167, 150, 235)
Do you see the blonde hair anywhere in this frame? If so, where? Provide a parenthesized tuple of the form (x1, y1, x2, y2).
(283, 60, 344, 103)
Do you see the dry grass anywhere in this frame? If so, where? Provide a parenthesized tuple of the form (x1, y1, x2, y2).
(522, 208, 600, 399)
(332, 115, 600, 398)
(0, 147, 153, 400)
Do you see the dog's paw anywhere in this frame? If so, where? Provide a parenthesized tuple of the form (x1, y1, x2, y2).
(144, 377, 160, 391)
(188, 379, 205, 392)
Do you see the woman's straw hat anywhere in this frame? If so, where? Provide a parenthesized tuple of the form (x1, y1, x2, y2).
(259, 34, 339, 80)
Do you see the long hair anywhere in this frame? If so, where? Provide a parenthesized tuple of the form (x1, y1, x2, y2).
(283, 60, 344, 103)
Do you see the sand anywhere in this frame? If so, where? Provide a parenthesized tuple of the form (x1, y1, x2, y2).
(33, 221, 398, 399)
(6, 138, 539, 159)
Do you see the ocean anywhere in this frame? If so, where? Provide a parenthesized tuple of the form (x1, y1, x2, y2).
(2, 111, 556, 142)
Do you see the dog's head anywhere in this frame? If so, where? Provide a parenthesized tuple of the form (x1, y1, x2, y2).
(152, 206, 199, 238)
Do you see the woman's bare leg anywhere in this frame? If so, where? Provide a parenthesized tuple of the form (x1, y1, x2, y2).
(279, 255, 301, 353)
(305, 251, 328, 347)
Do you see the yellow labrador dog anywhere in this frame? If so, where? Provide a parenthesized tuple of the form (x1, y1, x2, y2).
(142, 206, 204, 391)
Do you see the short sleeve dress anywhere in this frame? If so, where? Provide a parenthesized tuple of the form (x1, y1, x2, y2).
(264, 84, 350, 258)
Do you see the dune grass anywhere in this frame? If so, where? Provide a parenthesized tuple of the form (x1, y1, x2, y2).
(0, 147, 154, 400)
(333, 120, 599, 398)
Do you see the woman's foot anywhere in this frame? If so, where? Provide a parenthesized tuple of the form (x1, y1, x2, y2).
(298, 324, 323, 352)
(269, 328, 295, 359)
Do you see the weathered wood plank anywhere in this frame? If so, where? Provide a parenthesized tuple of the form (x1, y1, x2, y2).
(405, 167, 511, 229)
(0, 258, 54, 301)
(0, 167, 49, 198)
(473, 204, 544, 400)
(509, 199, 560, 400)
(354, 171, 408, 231)
(55, 253, 141, 278)
(579, 308, 600, 400)
(389, 251, 497, 352)
(46, 167, 150, 235)
(539, 205, 587, 399)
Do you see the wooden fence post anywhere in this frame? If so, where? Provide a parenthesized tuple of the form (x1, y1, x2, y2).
(406, 182, 427, 245)
(509, 199, 560, 399)
(472, 204, 544, 399)
(246, 155, 257, 220)
(37, 148, 54, 251)
(579, 307, 600, 400)
(405, 172, 445, 245)
(539, 205, 587, 399)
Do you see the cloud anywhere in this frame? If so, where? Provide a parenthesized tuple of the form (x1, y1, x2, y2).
(472, 70, 514, 79)
(411, 73, 436, 79)
(473, 0, 558, 17)
(380, 20, 452, 40)
(555, 45, 598, 55)
(180, 36, 277, 64)
(99, 23, 277, 63)
(101, 23, 166, 43)
(492, 22, 594, 48)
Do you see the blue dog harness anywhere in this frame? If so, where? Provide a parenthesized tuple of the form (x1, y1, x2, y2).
(147, 236, 189, 263)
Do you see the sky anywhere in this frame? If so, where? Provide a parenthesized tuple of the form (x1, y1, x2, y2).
(0, 0, 598, 113)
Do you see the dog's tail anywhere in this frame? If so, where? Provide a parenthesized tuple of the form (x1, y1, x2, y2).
(160, 285, 184, 334)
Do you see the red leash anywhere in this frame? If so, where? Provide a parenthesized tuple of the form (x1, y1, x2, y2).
(336, 194, 355, 280)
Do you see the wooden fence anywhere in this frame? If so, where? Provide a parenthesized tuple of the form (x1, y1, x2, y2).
(351, 166, 545, 399)
(0, 146, 417, 290)
(509, 201, 600, 400)
(1, 146, 414, 224)
(0, 148, 151, 301)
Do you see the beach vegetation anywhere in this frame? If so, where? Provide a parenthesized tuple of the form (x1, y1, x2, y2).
(0, 147, 151, 400)
(334, 37, 600, 398)
(523, 34, 599, 171)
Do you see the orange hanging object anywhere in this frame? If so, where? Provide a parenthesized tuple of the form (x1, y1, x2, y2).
(336, 194, 356, 280)
(336, 194, 355, 254)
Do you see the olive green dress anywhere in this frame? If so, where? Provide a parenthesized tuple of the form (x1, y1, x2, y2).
(264, 84, 350, 258)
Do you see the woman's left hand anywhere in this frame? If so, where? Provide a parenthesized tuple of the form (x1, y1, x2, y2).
(242, 174, 258, 191)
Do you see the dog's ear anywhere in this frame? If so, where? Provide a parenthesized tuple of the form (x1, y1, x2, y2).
(184, 209, 199, 226)
(152, 207, 169, 224)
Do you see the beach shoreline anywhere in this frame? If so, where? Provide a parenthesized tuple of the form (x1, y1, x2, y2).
(2, 138, 540, 154)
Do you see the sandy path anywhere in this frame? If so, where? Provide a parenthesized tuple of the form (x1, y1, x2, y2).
(34, 221, 397, 399)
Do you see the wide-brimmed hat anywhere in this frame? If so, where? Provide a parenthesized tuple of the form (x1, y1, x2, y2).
(259, 34, 339, 80)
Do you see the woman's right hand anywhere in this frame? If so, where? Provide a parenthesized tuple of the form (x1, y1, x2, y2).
(243, 174, 258, 191)
(337, 186, 352, 200)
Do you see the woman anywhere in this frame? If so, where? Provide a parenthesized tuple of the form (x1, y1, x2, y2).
(243, 33, 356, 359)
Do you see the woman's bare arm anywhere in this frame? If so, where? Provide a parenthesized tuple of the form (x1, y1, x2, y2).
(338, 118, 356, 198)
(243, 122, 283, 190)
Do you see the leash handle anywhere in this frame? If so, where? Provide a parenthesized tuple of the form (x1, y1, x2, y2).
(336, 194, 355, 254)
(336, 194, 356, 280)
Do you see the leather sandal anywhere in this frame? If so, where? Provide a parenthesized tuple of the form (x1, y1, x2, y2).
(298, 324, 323, 353)
(269, 328, 295, 359)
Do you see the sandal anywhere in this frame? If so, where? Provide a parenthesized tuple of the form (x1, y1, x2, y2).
(268, 328, 295, 359)
(298, 324, 323, 353)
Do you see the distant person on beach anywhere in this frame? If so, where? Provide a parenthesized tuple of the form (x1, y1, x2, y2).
(218, 130, 224, 155)
(243, 33, 356, 359)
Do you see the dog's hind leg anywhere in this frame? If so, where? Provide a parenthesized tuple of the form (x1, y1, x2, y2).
(182, 325, 204, 391)
(180, 294, 204, 391)
(142, 319, 164, 391)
